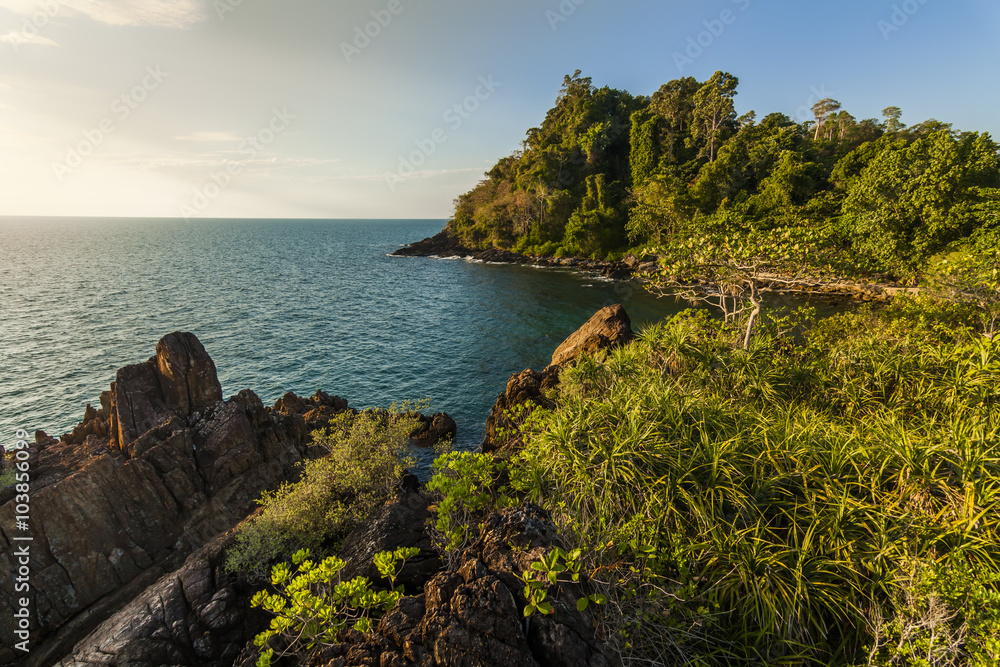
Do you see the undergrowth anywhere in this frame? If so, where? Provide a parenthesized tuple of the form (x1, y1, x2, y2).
(503, 299, 1000, 665)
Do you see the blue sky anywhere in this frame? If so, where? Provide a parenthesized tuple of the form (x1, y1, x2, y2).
(0, 0, 997, 219)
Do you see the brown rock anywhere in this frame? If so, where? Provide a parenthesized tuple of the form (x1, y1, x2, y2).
(408, 413, 457, 448)
(155, 332, 224, 417)
(313, 504, 612, 667)
(481, 369, 558, 454)
(483, 305, 633, 454)
(548, 304, 633, 369)
(56, 532, 263, 667)
(338, 489, 441, 595)
(108, 332, 223, 456)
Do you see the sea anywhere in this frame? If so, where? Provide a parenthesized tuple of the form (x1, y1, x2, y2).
(0, 217, 689, 472)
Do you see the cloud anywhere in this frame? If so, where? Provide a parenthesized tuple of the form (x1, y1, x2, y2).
(0, 30, 59, 47)
(0, 0, 208, 29)
(174, 130, 244, 142)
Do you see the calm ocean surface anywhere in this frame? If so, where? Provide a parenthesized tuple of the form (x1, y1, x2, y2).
(0, 217, 687, 471)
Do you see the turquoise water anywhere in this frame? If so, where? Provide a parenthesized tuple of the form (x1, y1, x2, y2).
(0, 218, 686, 470)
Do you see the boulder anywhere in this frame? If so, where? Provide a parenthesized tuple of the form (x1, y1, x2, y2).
(482, 305, 633, 454)
(408, 413, 457, 448)
(548, 304, 633, 369)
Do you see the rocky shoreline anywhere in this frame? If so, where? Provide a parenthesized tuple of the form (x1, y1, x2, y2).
(1, 307, 633, 667)
(393, 228, 917, 304)
(392, 229, 642, 281)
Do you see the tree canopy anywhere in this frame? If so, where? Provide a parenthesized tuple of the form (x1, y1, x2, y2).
(446, 70, 1000, 282)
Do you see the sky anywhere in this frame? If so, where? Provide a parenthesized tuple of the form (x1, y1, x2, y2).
(0, 0, 997, 220)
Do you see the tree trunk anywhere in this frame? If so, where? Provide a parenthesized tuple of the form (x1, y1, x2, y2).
(742, 282, 762, 350)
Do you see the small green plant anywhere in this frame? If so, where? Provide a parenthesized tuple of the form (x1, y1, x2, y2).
(517, 547, 607, 617)
(251, 547, 419, 667)
(426, 451, 516, 563)
(373, 546, 421, 590)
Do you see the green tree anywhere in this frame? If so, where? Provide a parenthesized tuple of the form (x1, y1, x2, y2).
(627, 174, 691, 244)
(843, 130, 1000, 274)
(650, 76, 700, 164)
(811, 98, 842, 141)
(690, 71, 739, 163)
(882, 105, 904, 133)
(629, 109, 660, 187)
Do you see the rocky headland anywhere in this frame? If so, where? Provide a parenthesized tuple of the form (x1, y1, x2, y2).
(1, 307, 633, 667)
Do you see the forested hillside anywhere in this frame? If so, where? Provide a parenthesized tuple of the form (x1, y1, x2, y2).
(448, 70, 1000, 280)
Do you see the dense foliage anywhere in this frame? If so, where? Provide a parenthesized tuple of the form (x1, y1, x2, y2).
(503, 300, 1000, 664)
(447, 71, 1000, 281)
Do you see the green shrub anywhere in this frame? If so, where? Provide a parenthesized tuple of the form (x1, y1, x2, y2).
(251, 546, 419, 667)
(426, 451, 515, 564)
(868, 557, 1000, 666)
(225, 408, 418, 580)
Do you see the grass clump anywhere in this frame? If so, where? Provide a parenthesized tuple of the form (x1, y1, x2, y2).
(510, 299, 1000, 665)
(225, 407, 419, 580)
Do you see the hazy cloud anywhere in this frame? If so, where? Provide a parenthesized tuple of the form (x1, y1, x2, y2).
(0, 0, 207, 28)
(174, 130, 245, 142)
(0, 30, 58, 47)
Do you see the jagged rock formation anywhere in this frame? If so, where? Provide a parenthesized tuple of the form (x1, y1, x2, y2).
(3, 306, 628, 667)
(0, 333, 338, 667)
(55, 532, 263, 667)
(311, 503, 613, 667)
(482, 304, 634, 453)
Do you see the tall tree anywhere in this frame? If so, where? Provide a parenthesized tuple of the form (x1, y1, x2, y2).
(882, 106, 904, 133)
(811, 98, 842, 141)
(834, 110, 856, 141)
(690, 71, 739, 163)
(650, 76, 700, 164)
(629, 109, 660, 187)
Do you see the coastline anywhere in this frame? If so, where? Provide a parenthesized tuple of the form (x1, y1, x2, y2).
(394, 228, 919, 304)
